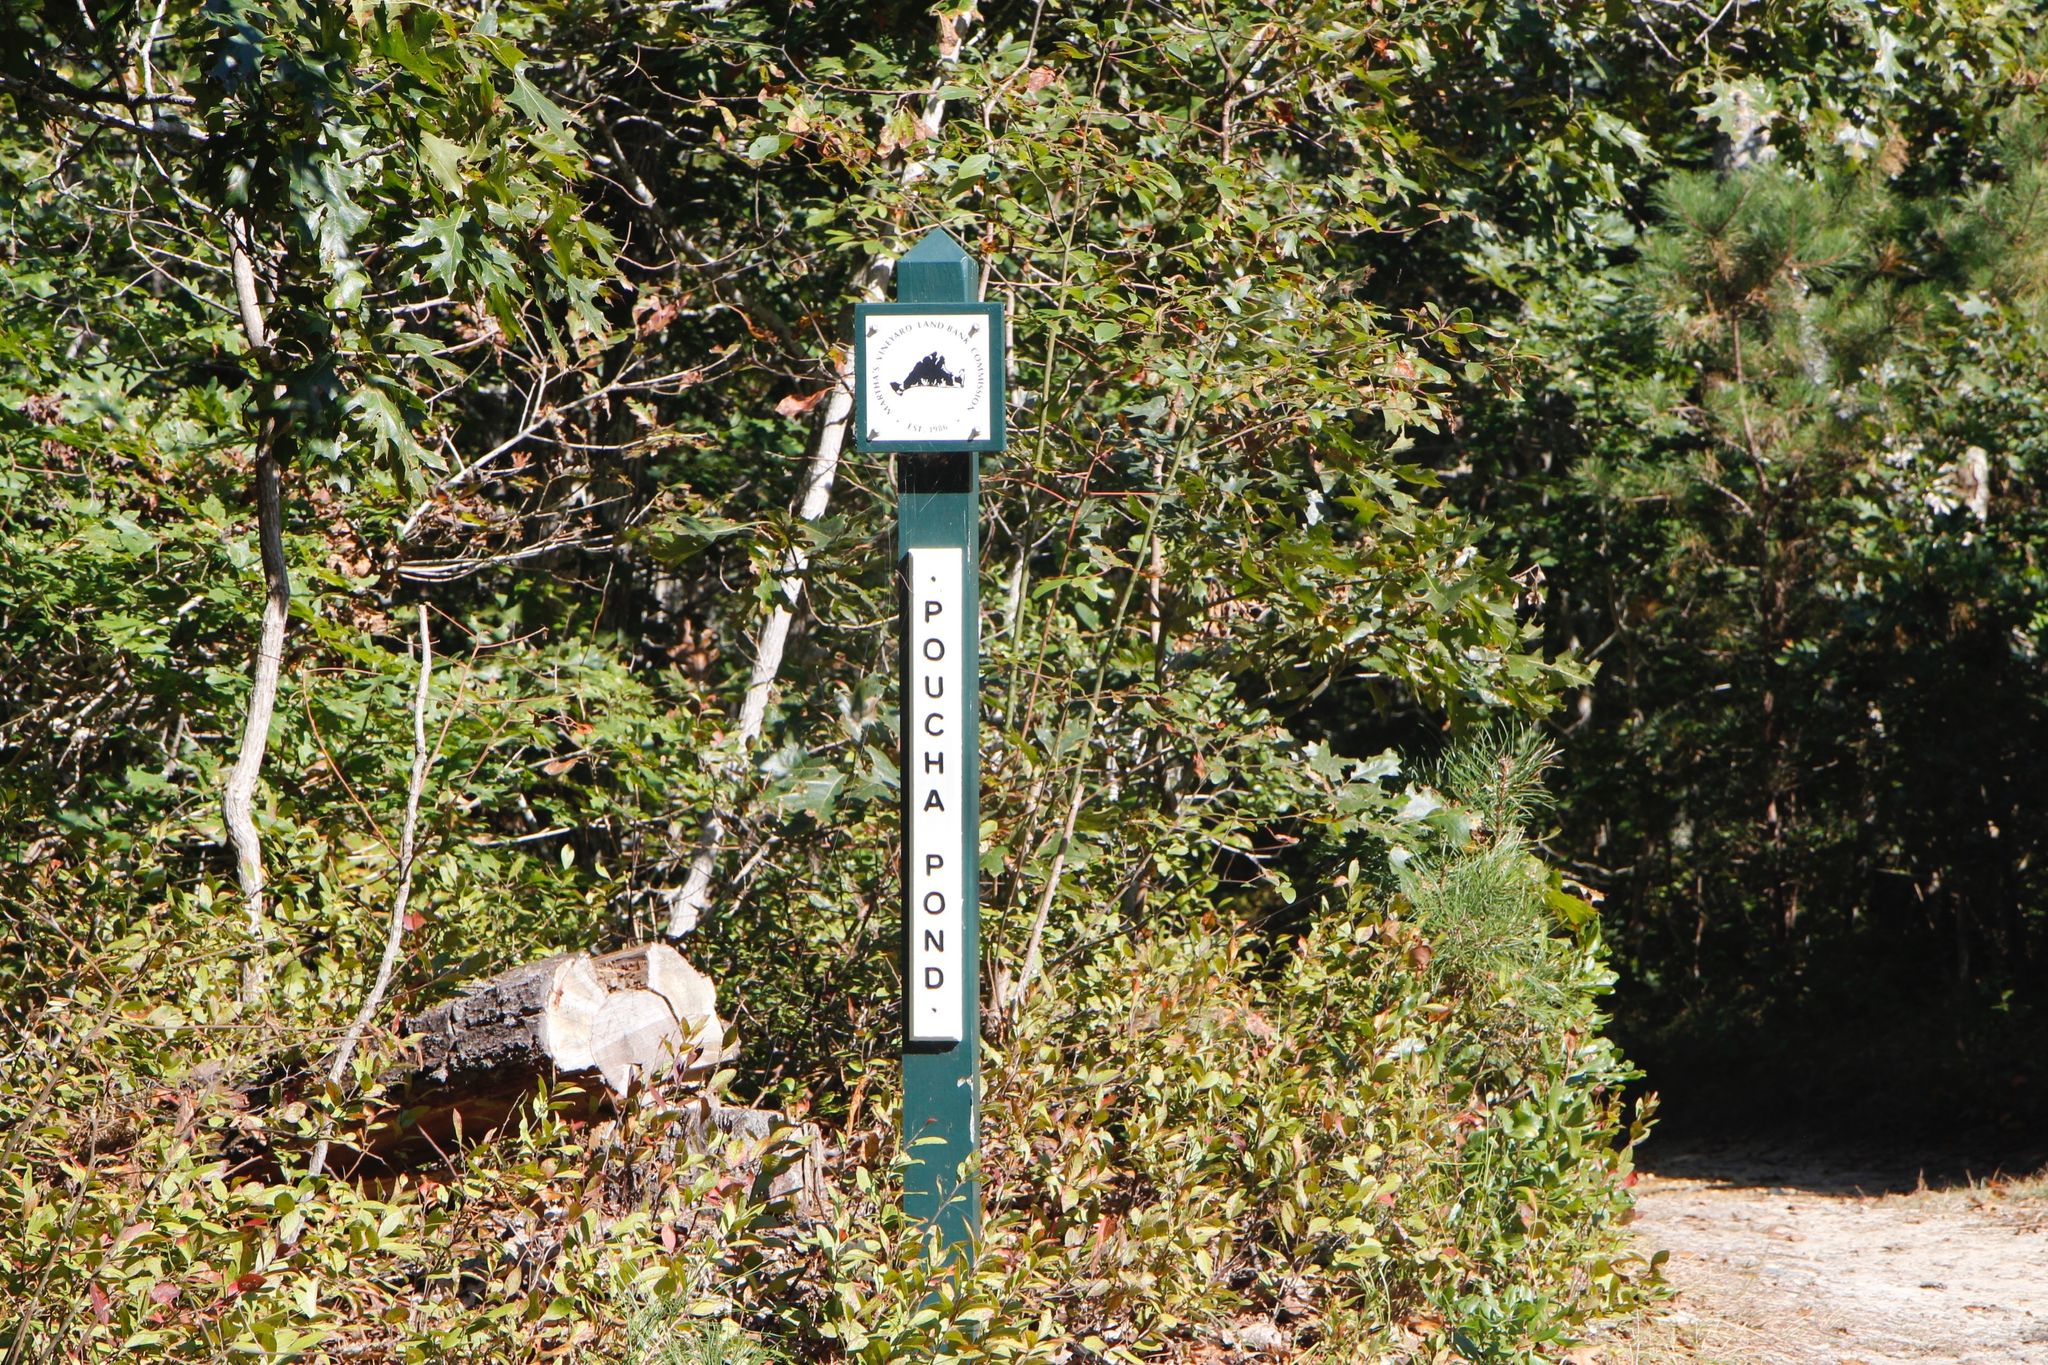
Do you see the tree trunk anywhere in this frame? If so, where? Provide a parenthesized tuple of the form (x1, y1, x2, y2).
(222, 211, 289, 1005)
(224, 445, 288, 1003)
(660, 337, 867, 938)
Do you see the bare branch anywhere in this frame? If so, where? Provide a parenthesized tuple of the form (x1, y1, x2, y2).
(0, 72, 208, 142)
(397, 367, 714, 543)
(306, 606, 436, 1185)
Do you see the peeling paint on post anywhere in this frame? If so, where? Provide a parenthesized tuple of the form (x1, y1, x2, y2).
(856, 227, 1003, 1257)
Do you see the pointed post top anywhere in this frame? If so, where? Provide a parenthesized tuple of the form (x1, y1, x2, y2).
(896, 227, 978, 304)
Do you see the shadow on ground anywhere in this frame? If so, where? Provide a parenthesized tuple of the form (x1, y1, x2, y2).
(1637, 1140, 2048, 1197)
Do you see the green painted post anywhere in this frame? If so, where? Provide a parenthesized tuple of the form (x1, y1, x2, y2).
(855, 228, 1002, 1258)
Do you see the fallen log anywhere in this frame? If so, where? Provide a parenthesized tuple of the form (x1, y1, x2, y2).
(351, 944, 727, 1164)
(406, 944, 723, 1094)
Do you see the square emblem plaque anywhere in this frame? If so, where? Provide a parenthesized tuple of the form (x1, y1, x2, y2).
(854, 302, 1005, 453)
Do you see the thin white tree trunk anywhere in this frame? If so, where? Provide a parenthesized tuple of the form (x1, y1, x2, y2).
(221, 212, 289, 1003)
(662, 337, 868, 937)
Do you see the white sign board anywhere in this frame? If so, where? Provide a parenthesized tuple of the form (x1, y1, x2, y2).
(905, 546, 967, 1044)
(855, 304, 1004, 453)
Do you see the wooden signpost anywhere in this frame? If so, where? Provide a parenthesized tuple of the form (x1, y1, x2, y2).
(856, 228, 1002, 1256)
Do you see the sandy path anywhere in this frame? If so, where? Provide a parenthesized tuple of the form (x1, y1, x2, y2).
(1603, 1148, 2048, 1364)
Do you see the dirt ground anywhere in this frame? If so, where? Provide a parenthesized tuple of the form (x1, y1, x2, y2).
(1589, 1145, 2048, 1365)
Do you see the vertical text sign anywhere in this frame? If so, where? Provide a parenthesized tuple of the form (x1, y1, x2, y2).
(906, 545, 966, 1043)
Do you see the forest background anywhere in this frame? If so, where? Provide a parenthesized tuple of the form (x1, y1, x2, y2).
(3, 0, 2045, 1360)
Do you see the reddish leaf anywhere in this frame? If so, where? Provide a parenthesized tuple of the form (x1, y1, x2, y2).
(634, 295, 681, 338)
(775, 389, 831, 419)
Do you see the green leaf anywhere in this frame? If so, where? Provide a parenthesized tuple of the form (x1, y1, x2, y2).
(507, 71, 571, 132)
(420, 133, 468, 195)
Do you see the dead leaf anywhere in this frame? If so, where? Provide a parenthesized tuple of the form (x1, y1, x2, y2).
(634, 294, 681, 338)
(877, 108, 932, 157)
(775, 389, 832, 419)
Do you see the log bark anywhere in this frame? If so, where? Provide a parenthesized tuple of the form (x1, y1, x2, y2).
(405, 954, 601, 1085)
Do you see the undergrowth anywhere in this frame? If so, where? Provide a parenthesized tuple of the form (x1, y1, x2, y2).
(0, 730, 1653, 1363)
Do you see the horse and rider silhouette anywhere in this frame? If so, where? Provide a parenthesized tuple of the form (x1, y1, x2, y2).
(890, 351, 962, 395)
